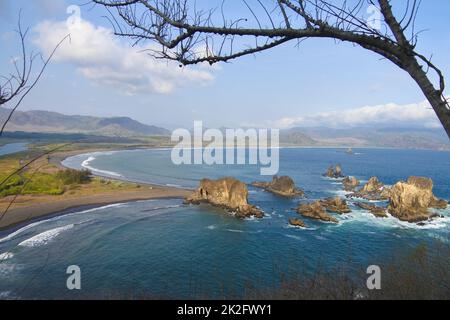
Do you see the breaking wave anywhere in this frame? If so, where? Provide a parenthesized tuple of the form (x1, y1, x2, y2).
(0, 203, 124, 244)
(0, 252, 14, 261)
(18, 224, 75, 247)
(81, 156, 122, 177)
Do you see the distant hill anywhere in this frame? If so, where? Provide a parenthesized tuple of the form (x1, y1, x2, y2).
(1, 107, 448, 150)
(281, 127, 450, 150)
(0, 108, 170, 137)
(280, 128, 319, 146)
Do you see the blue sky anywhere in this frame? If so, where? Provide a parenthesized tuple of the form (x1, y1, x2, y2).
(1, 0, 449, 130)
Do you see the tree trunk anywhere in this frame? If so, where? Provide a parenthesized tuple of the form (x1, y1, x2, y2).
(404, 58, 450, 139)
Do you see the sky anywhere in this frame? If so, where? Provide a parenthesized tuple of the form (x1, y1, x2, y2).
(0, 0, 450, 130)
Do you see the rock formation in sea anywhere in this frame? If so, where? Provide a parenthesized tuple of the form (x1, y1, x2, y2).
(320, 197, 351, 214)
(348, 177, 390, 201)
(289, 218, 307, 228)
(251, 176, 304, 197)
(354, 202, 388, 218)
(184, 177, 264, 219)
(297, 201, 339, 223)
(388, 177, 448, 222)
(324, 164, 344, 179)
(342, 176, 360, 192)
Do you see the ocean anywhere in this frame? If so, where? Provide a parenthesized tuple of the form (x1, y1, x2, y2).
(0, 148, 449, 299)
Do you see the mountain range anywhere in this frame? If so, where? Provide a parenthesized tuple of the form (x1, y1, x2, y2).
(1, 107, 449, 150)
(0, 107, 170, 137)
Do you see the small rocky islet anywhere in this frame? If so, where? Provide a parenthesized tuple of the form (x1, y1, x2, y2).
(251, 175, 304, 197)
(183, 165, 448, 227)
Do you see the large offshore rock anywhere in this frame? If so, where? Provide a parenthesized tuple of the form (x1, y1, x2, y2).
(184, 177, 263, 219)
(388, 177, 447, 222)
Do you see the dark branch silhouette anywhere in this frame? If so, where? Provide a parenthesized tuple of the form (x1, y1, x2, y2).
(92, 0, 450, 138)
(0, 17, 69, 136)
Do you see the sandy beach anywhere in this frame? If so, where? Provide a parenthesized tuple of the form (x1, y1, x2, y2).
(0, 148, 192, 231)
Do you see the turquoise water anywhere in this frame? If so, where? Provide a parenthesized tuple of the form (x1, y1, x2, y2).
(0, 148, 449, 299)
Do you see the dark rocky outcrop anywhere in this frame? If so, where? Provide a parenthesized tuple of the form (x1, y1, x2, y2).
(251, 176, 304, 197)
(184, 177, 264, 219)
(388, 177, 448, 222)
(297, 201, 339, 223)
(342, 176, 360, 192)
(354, 202, 388, 218)
(289, 218, 307, 228)
(348, 177, 390, 201)
(324, 164, 344, 179)
(320, 197, 351, 214)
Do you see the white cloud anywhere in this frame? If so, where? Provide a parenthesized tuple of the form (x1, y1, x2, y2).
(33, 18, 215, 95)
(270, 99, 443, 129)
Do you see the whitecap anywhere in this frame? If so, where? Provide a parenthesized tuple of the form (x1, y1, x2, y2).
(18, 224, 74, 247)
(143, 205, 181, 211)
(226, 229, 244, 233)
(340, 208, 450, 230)
(0, 220, 49, 243)
(206, 225, 217, 230)
(285, 234, 304, 241)
(0, 203, 123, 244)
(0, 252, 14, 261)
(328, 189, 351, 197)
(79, 203, 125, 213)
(285, 224, 317, 231)
(81, 156, 122, 177)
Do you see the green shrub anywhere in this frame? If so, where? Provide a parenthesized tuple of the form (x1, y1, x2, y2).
(0, 175, 25, 197)
(56, 169, 92, 185)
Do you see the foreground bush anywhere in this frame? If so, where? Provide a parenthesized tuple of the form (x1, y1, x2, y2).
(56, 169, 92, 185)
(244, 242, 449, 300)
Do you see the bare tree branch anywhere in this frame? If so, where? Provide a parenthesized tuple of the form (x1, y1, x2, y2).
(0, 17, 69, 136)
(91, 0, 450, 138)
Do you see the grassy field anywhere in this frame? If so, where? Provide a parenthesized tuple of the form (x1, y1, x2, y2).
(0, 144, 145, 198)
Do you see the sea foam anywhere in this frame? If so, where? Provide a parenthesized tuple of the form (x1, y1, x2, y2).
(0, 252, 14, 261)
(0, 203, 124, 244)
(18, 224, 75, 247)
(81, 156, 122, 177)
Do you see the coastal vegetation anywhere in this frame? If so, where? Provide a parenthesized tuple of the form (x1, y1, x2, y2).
(0, 143, 192, 230)
(244, 241, 450, 300)
(0, 152, 92, 197)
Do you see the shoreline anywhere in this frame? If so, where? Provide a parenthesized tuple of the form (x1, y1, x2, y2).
(0, 147, 192, 231)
